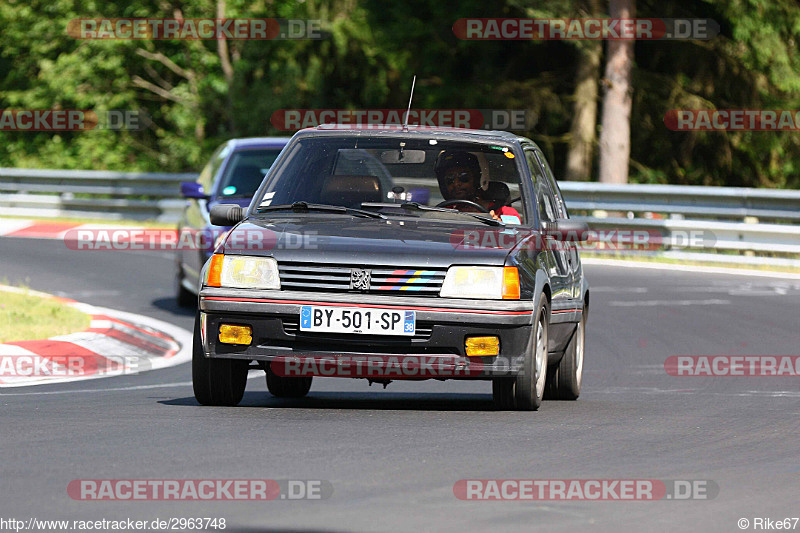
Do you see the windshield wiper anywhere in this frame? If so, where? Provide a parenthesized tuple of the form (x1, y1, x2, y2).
(361, 201, 503, 226)
(256, 201, 386, 219)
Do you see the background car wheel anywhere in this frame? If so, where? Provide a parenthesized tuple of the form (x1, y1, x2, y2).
(514, 293, 549, 411)
(176, 270, 195, 308)
(192, 312, 248, 406)
(545, 313, 585, 401)
(266, 365, 313, 398)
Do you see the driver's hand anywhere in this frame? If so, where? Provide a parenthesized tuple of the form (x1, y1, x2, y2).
(489, 210, 502, 221)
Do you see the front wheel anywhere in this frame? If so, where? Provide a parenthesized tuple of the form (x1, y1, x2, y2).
(266, 365, 312, 398)
(545, 312, 585, 400)
(493, 293, 549, 411)
(192, 313, 248, 406)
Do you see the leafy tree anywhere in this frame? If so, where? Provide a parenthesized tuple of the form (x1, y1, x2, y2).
(0, 0, 799, 190)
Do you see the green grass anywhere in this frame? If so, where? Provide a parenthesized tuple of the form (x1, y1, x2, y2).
(0, 288, 91, 343)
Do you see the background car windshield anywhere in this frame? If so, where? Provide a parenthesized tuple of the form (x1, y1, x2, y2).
(217, 149, 282, 198)
(255, 137, 524, 219)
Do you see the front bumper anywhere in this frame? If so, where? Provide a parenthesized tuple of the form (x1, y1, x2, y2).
(199, 287, 538, 378)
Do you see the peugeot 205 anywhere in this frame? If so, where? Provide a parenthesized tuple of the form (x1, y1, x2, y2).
(192, 125, 589, 411)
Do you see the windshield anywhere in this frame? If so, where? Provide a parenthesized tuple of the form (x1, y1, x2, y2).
(253, 136, 527, 223)
(216, 148, 283, 199)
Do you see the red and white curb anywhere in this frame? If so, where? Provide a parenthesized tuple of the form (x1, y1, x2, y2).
(0, 218, 216, 252)
(0, 285, 191, 387)
(0, 219, 149, 240)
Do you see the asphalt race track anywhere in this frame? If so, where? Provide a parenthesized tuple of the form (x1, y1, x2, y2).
(1, 237, 799, 532)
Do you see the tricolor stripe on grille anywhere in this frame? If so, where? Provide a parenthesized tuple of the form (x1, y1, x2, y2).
(378, 270, 441, 291)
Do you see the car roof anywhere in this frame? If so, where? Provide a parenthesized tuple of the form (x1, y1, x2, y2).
(228, 137, 292, 150)
(295, 125, 528, 145)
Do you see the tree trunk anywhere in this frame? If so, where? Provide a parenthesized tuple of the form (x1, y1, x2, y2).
(598, 0, 635, 184)
(217, 0, 236, 135)
(565, 39, 601, 181)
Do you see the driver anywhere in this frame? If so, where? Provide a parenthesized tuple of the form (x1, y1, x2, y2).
(435, 150, 520, 223)
(435, 150, 482, 204)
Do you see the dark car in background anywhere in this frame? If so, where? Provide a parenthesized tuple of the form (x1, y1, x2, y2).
(193, 126, 589, 411)
(176, 137, 290, 306)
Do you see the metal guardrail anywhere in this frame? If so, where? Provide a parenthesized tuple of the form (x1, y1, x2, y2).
(0, 167, 799, 266)
(560, 183, 800, 267)
(0, 168, 195, 222)
(559, 182, 800, 222)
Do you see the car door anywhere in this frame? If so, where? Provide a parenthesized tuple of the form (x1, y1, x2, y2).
(533, 149, 581, 302)
(523, 148, 572, 309)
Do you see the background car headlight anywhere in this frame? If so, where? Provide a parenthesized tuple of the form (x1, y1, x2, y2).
(205, 255, 280, 289)
(440, 266, 519, 299)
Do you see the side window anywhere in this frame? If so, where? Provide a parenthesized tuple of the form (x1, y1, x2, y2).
(525, 149, 558, 223)
(197, 144, 229, 193)
(534, 150, 568, 219)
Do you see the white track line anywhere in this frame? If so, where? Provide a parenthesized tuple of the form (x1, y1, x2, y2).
(0, 381, 194, 396)
(0, 372, 264, 396)
(582, 257, 800, 280)
(608, 299, 731, 307)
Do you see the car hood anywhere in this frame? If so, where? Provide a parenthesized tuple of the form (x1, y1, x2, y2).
(221, 216, 513, 268)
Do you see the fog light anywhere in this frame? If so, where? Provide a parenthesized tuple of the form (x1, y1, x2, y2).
(219, 324, 252, 345)
(465, 336, 499, 356)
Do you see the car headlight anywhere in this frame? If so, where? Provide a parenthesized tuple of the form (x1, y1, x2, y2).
(440, 266, 519, 299)
(205, 254, 280, 289)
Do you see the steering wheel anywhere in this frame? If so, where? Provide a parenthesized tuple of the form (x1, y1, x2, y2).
(436, 199, 491, 213)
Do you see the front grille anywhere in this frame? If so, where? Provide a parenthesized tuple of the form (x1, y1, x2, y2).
(281, 316, 433, 340)
(278, 262, 446, 296)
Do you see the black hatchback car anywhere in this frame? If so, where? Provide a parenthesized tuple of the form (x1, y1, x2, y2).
(193, 126, 589, 410)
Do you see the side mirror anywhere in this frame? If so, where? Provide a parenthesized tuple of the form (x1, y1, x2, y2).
(543, 219, 590, 242)
(209, 204, 244, 226)
(181, 182, 207, 199)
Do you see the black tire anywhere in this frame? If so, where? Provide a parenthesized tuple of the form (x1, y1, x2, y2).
(492, 378, 516, 410)
(515, 293, 549, 410)
(176, 269, 196, 308)
(266, 365, 312, 398)
(545, 313, 585, 400)
(192, 312, 248, 406)
(493, 293, 549, 411)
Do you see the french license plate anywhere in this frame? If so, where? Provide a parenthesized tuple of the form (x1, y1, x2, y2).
(299, 306, 415, 336)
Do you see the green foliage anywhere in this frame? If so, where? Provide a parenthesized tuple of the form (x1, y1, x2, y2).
(0, 0, 798, 187)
